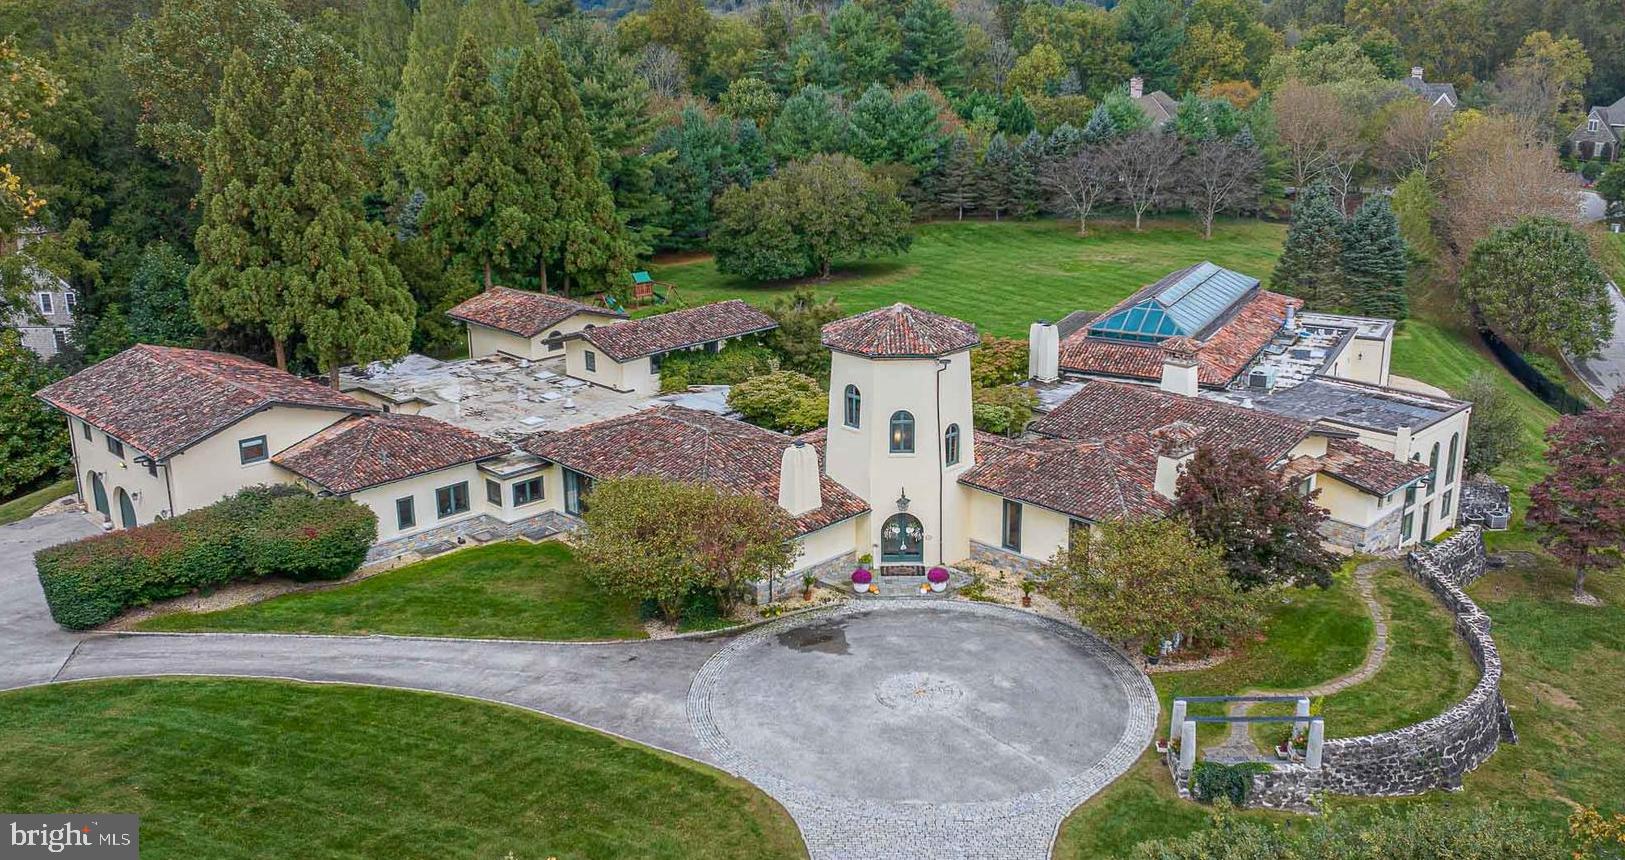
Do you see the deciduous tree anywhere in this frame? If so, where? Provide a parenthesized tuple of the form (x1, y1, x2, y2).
(1173, 446, 1339, 590)
(1041, 144, 1109, 235)
(1528, 394, 1625, 601)
(1181, 137, 1263, 239)
(1459, 216, 1612, 357)
(1102, 129, 1183, 230)
(0, 329, 68, 498)
(1457, 372, 1521, 478)
(727, 370, 828, 433)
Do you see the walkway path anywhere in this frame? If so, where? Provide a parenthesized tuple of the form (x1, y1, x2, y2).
(1205, 560, 1392, 761)
(2, 514, 1154, 860)
(1566, 281, 1625, 401)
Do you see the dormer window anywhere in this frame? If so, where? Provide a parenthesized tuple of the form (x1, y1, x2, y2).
(1590, 117, 1601, 132)
(36, 293, 52, 314)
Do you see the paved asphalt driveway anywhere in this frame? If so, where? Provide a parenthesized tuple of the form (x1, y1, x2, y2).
(2, 516, 1154, 860)
(1567, 281, 1625, 400)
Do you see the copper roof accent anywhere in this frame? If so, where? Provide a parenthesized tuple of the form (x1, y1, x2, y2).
(272, 412, 510, 495)
(1033, 379, 1312, 464)
(446, 286, 623, 338)
(36, 344, 371, 460)
(581, 300, 777, 362)
(1060, 290, 1300, 387)
(958, 434, 1170, 522)
(522, 406, 867, 534)
(820, 303, 980, 358)
(1313, 438, 1432, 495)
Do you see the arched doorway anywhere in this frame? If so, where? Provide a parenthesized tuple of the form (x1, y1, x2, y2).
(115, 488, 137, 529)
(89, 471, 108, 518)
(880, 513, 924, 564)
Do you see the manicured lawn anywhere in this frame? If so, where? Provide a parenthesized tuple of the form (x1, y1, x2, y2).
(650, 216, 1288, 338)
(137, 541, 649, 641)
(1596, 231, 1624, 285)
(0, 477, 75, 526)
(0, 678, 805, 860)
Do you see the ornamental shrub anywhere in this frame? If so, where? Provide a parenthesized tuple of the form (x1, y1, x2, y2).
(1190, 761, 1272, 805)
(35, 486, 377, 629)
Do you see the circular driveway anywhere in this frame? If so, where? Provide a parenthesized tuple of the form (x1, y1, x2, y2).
(687, 600, 1155, 823)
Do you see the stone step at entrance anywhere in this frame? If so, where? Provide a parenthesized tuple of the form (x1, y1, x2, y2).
(848, 567, 975, 597)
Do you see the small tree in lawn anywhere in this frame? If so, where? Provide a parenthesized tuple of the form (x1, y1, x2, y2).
(1340, 195, 1409, 320)
(1041, 144, 1110, 236)
(1043, 517, 1260, 654)
(1181, 137, 1263, 240)
(697, 483, 798, 611)
(727, 370, 828, 433)
(1528, 395, 1625, 601)
(1457, 372, 1522, 478)
(1172, 447, 1340, 590)
(1459, 216, 1613, 358)
(1271, 183, 1347, 311)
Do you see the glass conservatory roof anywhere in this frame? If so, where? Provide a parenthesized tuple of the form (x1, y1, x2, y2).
(1087, 262, 1259, 344)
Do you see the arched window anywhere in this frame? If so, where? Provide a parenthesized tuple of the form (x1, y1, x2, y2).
(1428, 442, 1440, 488)
(944, 423, 960, 466)
(843, 385, 861, 428)
(546, 331, 564, 352)
(1445, 432, 1459, 485)
(889, 411, 914, 453)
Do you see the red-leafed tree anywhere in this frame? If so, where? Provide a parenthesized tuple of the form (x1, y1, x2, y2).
(1528, 395, 1625, 601)
(1172, 447, 1339, 590)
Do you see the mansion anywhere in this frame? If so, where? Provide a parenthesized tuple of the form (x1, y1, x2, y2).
(36, 262, 1469, 597)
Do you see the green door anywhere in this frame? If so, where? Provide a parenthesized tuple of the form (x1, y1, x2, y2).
(116, 488, 137, 529)
(89, 472, 108, 517)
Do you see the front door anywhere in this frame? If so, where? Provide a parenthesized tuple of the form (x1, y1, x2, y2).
(880, 513, 924, 564)
(89, 472, 108, 518)
(116, 488, 137, 529)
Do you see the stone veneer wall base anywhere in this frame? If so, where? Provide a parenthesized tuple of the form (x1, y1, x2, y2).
(968, 540, 1045, 577)
(364, 510, 582, 563)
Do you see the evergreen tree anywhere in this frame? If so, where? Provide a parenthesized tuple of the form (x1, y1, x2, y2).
(1340, 196, 1409, 320)
(189, 51, 299, 368)
(848, 84, 896, 165)
(391, 0, 466, 187)
(1115, 0, 1185, 93)
(979, 134, 1016, 220)
(269, 69, 413, 385)
(1010, 131, 1044, 218)
(998, 92, 1037, 136)
(649, 107, 735, 250)
(769, 85, 847, 161)
(900, 0, 965, 91)
(128, 241, 201, 347)
(893, 90, 947, 172)
(829, 3, 898, 93)
(727, 120, 773, 187)
(420, 34, 523, 291)
(1271, 184, 1346, 311)
(1047, 123, 1087, 158)
(0, 330, 68, 498)
(1081, 104, 1118, 143)
(931, 132, 979, 219)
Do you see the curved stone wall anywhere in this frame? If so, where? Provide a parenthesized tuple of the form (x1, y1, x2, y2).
(1250, 528, 1516, 806)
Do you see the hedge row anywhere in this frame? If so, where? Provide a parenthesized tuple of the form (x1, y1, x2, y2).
(35, 485, 377, 630)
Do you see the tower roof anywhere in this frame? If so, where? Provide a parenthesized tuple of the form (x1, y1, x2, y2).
(820, 303, 979, 358)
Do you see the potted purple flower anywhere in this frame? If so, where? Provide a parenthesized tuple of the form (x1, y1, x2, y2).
(851, 564, 873, 595)
(927, 566, 950, 593)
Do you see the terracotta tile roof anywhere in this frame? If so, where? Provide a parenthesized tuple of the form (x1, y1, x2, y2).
(36, 344, 370, 460)
(958, 434, 1170, 522)
(821, 303, 980, 358)
(582, 300, 777, 362)
(1312, 438, 1431, 495)
(1032, 380, 1311, 464)
(1059, 290, 1299, 387)
(522, 406, 867, 534)
(272, 412, 510, 495)
(446, 286, 623, 338)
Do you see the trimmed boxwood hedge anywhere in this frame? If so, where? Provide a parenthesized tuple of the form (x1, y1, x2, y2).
(35, 486, 376, 629)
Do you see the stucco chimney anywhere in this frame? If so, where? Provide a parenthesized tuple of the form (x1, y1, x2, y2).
(1410, 66, 1424, 79)
(1393, 424, 1412, 462)
(778, 441, 821, 516)
(1151, 422, 1200, 501)
(1028, 320, 1059, 382)
(1159, 339, 1199, 397)
(1129, 76, 1144, 99)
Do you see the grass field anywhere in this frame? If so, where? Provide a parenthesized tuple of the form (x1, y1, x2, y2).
(650, 217, 1288, 338)
(0, 678, 805, 860)
(0, 478, 74, 526)
(1596, 231, 1624, 285)
(137, 541, 649, 641)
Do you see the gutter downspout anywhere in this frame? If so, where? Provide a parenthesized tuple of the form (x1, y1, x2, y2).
(936, 357, 950, 565)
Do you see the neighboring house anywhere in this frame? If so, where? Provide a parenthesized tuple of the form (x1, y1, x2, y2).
(566, 300, 778, 395)
(5, 264, 76, 360)
(1566, 95, 1625, 162)
(1129, 76, 1178, 127)
(447, 286, 625, 361)
(1401, 66, 1458, 113)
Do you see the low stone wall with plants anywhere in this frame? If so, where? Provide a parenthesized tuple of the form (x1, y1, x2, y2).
(36, 486, 377, 630)
(1243, 527, 1515, 807)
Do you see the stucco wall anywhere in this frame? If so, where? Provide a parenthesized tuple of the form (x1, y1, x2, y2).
(1241, 527, 1514, 808)
(1334, 406, 1470, 546)
(68, 417, 172, 527)
(467, 324, 536, 360)
(564, 339, 656, 393)
(169, 405, 351, 513)
(1329, 334, 1391, 386)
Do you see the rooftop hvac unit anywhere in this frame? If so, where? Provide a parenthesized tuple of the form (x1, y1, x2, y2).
(1289, 347, 1313, 360)
(1248, 367, 1278, 391)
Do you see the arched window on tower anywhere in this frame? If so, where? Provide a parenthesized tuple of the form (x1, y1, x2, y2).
(1445, 432, 1459, 485)
(844, 385, 861, 428)
(944, 423, 960, 466)
(889, 411, 915, 453)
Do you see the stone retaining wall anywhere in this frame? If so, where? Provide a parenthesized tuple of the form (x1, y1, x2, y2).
(968, 540, 1044, 577)
(364, 510, 580, 562)
(753, 550, 856, 604)
(1244, 527, 1515, 806)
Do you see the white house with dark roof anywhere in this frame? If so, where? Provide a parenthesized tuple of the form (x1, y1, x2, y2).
(446, 286, 625, 360)
(5, 261, 76, 361)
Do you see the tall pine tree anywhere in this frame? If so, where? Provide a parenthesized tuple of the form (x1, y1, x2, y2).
(900, 0, 965, 91)
(931, 132, 978, 220)
(270, 69, 413, 386)
(1271, 185, 1346, 312)
(1341, 196, 1409, 320)
(421, 34, 524, 292)
(979, 134, 1016, 220)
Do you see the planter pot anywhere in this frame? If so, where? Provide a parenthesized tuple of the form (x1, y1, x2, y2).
(1155, 739, 1169, 754)
(1021, 595, 1032, 607)
(930, 580, 947, 593)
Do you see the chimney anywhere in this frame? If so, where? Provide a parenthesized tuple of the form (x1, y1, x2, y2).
(1028, 320, 1059, 382)
(1410, 66, 1424, 79)
(778, 441, 822, 516)
(1284, 303, 1297, 332)
(1152, 430, 1199, 501)
(1159, 340, 1199, 397)
(1129, 76, 1144, 100)
(1393, 425, 1412, 462)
